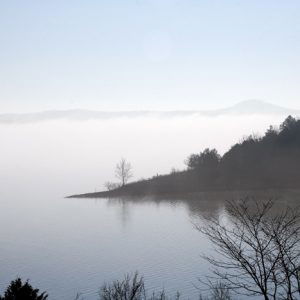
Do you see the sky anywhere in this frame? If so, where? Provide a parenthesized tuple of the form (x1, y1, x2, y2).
(0, 0, 300, 113)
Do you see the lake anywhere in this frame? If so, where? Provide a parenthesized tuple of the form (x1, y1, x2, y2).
(1, 187, 299, 299)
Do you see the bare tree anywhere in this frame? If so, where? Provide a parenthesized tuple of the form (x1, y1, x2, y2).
(199, 282, 232, 300)
(100, 272, 179, 300)
(115, 158, 133, 186)
(197, 199, 300, 300)
(100, 272, 145, 300)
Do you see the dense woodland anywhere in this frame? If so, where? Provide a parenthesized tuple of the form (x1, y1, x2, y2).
(71, 116, 300, 198)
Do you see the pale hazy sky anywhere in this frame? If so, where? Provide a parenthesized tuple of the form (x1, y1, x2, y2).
(0, 0, 299, 112)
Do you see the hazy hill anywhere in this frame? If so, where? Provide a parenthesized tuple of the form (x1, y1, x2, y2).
(69, 115, 300, 198)
(215, 100, 298, 115)
(1, 100, 299, 124)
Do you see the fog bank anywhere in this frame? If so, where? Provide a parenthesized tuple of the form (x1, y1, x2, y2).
(0, 114, 285, 196)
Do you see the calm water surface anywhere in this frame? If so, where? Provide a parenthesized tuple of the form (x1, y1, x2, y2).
(0, 188, 299, 299)
(0, 188, 213, 299)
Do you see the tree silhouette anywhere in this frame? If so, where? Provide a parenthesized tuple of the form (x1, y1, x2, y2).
(185, 148, 221, 170)
(198, 199, 300, 299)
(0, 278, 48, 300)
(96, 116, 300, 197)
(115, 158, 133, 186)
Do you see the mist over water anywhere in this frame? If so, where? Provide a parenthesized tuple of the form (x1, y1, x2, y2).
(0, 114, 290, 299)
(0, 114, 284, 196)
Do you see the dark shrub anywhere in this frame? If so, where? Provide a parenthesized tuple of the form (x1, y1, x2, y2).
(0, 278, 48, 300)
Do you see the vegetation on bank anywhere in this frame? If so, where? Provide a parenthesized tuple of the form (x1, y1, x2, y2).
(69, 116, 300, 198)
(1, 275, 229, 300)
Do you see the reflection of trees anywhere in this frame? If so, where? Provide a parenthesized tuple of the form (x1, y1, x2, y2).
(106, 198, 131, 227)
(103, 189, 300, 228)
(105, 194, 224, 227)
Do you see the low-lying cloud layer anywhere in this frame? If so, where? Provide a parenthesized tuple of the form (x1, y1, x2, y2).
(0, 100, 298, 124)
(0, 111, 287, 196)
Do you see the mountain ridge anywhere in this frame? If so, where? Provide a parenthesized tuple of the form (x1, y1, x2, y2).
(1, 100, 299, 123)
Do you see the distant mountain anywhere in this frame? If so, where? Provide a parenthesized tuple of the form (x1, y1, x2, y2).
(216, 100, 299, 115)
(0, 100, 299, 123)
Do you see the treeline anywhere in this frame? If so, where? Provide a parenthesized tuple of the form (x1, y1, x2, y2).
(0, 275, 230, 300)
(185, 115, 300, 190)
(71, 116, 300, 198)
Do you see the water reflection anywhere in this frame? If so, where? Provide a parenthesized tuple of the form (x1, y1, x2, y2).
(1, 189, 300, 299)
(103, 188, 300, 226)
